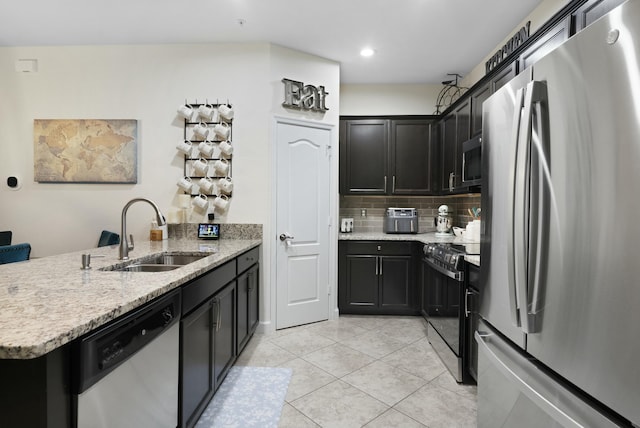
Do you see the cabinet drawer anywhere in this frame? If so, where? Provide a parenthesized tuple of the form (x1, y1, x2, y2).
(182, 260, 236, 316)
(344, 241, 413, 256)
(237, 246, 259, 274)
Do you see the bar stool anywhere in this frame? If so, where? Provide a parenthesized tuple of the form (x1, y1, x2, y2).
(0, 243, 31, 265)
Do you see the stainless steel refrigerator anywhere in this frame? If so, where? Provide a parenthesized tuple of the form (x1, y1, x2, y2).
(478, 0, 640, 426)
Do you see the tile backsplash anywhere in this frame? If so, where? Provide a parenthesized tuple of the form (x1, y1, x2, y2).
(339, 194, 481, 233)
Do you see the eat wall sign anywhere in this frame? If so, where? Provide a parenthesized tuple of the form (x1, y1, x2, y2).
(282, 78, 329, 112)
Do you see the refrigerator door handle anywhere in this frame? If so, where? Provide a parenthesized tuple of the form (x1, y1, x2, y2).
(507, 87, 526, 328)
(475, 330, 619, 428)
(526, 80, 550, 333)
(519, 81, 548, 334)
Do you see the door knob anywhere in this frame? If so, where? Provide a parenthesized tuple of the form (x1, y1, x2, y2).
(279, 233, 294, 241)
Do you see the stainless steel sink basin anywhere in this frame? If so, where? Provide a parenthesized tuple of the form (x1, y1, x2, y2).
(121, 264, 182, 272)
(143, 254, 208, 265)
(101, 252, 210, 272)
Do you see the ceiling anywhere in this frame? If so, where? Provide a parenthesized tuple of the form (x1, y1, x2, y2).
(0, 0, 542, 84)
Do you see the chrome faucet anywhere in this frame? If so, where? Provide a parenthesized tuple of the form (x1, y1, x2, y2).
(119, 198, 166, 260)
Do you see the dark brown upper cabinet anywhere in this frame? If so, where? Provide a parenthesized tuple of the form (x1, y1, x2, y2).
(340, 117, 436, 195)
(572, 0, 626, 33)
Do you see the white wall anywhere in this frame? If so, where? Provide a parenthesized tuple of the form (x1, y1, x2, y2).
(267, 44, 341, 325)
(340, 83, 441, 116)
(0, 42, 340, 332)
(0, 43, 272, 256)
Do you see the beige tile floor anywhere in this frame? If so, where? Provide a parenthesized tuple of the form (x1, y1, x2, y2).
(235, 315, 477, 428)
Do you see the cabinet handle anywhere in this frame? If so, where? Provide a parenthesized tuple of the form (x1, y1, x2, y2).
(384, 175, 387, 192)
(379, 257, 383, 276)
(449, 172, 455, 192)
(212, 299, 218, 330)
(392, 175, 396, 192)
(375, 257, 379, 276)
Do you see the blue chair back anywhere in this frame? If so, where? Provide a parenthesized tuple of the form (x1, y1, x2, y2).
(0, 231, 12, 246)
(98, 230, 120, 247)
(0, 243, 31, 265)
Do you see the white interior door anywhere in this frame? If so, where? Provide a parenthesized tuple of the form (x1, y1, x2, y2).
(275, 120, 331, 329)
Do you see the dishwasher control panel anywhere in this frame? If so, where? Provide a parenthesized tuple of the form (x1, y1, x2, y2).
(74, 289, 181, 393)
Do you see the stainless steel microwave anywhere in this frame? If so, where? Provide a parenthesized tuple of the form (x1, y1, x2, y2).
(462, 135, 481, 186)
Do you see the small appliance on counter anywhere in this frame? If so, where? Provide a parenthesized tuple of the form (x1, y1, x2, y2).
(383, 207, 418, 234)
(434, 205, 453, 235)
(340, 218, 354, 233)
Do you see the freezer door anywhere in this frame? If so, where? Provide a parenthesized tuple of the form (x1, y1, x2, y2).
(525, 0, 640, 425)
(476, 321, 623, 428)
(480, 70, 532, 349)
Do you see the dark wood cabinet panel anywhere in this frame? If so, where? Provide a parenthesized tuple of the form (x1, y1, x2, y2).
(180, 301, 215, 428)
(339, 241, 417, 315)
(439, 99, 470, 193)
(572, 0, 626, 33)
(343, 255, 378, 308)
(339, 119, 388, 194)
(470, 82, 491, 137)
(519, 17, 570, 71)
(237, 264, 259, 354)
(340, 117, 436, 195)
(389, 120, 434, 194)
(380, 256, 412, 309)
(213, 283, 236, 390)
(440, 114, 457, 192)
(491, 62, 517, 93)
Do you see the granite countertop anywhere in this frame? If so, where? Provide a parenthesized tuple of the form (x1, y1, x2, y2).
(339, 231, 481, 267)
(0, 238, 260, 360)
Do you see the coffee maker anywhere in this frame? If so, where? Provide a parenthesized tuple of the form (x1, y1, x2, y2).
(434, 205, 453, 235)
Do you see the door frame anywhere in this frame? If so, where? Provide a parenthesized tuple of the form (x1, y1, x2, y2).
(270, 116, 339, 331)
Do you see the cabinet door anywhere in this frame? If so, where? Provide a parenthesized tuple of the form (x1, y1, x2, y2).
(389, 120, 433, 194)
(470, 82, 491, 137)
(180, 301, 215, 428)
(519, 17, 570, 71)
(573, 0, 626, 33)
(440, 114, 457, 192)
(491, 62, 517, 93)
(379, 255, 412, 310)
(341, 255, 378, 311)
(236, 264, 259, 355)
(236, 270, 249, 354)
(339, 119, 388, 194)
(453, 99, 471, 190)
(213, 282, 236, 390)
(248, 265, 259, 336)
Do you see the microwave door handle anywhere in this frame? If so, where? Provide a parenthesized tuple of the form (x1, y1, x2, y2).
(527, 81, 550, 333)
(507, 87, 525, 328)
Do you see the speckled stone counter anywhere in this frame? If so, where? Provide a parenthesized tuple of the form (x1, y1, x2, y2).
(0, 238, 261, 359)
(338, 231, 481, 266)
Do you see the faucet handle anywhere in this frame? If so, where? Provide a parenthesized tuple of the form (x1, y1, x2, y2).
(128, 234, 135, 251)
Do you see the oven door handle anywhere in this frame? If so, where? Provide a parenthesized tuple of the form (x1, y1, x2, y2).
(423, 257, 464, 281)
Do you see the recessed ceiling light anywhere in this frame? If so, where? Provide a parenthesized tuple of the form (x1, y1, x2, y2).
(360, 48, 375, 57)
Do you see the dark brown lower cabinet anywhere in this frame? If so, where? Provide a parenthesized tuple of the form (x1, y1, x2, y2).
(179, 246, 260, 428)
(180, 300, 215, 428)
(338, 241, 417, 315)
(237, 263, 259, 353)
(180, 281, 236, 428)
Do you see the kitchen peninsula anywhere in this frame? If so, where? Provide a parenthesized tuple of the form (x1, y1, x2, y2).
(0, 233, 261, 427)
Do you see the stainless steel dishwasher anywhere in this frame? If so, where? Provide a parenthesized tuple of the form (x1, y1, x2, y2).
(74, 289, 181, 428)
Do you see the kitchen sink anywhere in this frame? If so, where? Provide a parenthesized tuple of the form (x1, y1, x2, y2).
(119, 264, 182, 272)
(100, 252, 210, 272)
(143, 254, 208, 265)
